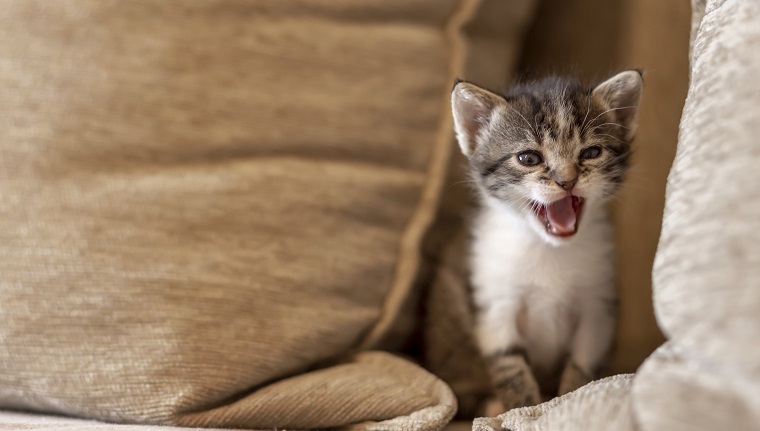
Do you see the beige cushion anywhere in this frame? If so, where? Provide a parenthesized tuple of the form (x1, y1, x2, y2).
(0, 0, 484, 429)
(0, 410, 233, 431)
(633, 0, 760, 428)
(474, 375, 635, 431)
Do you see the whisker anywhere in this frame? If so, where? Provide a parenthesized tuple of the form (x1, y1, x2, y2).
(448, 179, 479, 188)
(504, 194, 535, 219)
(580, 95, 592, 138)
(581, 105, 638, 135)
(523, 199, 541, 220)
(520, 201, 536, 220)
(507, 106, 538, 139)
(588, 122, 630, 132)
(596, 133, 624, 144)
(523, 198, 537, 218)
(509, 126, 536, 141)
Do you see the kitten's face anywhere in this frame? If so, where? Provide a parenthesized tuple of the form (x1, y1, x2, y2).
(451, 71, 643, 245)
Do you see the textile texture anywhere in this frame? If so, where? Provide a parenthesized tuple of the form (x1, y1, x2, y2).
(473, 375, 635, 431)
(0, 0, 484, 429)
(633, 0, 760, 429)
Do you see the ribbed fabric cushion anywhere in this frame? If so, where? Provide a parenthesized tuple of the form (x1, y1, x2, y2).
(0, 1, 480, 429)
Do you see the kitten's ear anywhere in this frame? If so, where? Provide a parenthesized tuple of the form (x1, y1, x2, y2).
(591, 70, 644, 140)
(451, 81, 504, 157)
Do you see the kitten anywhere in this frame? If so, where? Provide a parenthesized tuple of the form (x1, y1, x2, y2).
(450, 71, 643, 410)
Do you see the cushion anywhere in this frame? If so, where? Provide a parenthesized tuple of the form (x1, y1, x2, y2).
(632, 0, 760, 428)
(0, 0, 479, 429)
(473, 375, 635, 431)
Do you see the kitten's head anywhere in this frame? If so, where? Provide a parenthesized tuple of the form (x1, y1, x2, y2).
(451, 71, 643, 245)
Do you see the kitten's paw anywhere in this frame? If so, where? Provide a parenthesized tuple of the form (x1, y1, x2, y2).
(558, 360, 593, 396)
(489, 354, 541, 411)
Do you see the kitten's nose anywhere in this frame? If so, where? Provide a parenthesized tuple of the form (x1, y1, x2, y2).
(555, 178, 577, 191)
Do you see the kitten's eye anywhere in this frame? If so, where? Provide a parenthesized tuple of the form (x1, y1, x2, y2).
(517, 151, 543, 167)
(580, 146, 602, 160)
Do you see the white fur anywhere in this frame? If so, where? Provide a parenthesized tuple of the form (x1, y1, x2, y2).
(471, 194, 616, 378)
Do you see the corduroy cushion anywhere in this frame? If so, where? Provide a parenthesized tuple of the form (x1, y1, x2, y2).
(0, 1, 482, 429)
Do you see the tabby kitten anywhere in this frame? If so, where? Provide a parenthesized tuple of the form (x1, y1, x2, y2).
(450, 71, 643, 410)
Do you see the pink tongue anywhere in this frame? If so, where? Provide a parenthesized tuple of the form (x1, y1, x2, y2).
(546, 196, 577, 234)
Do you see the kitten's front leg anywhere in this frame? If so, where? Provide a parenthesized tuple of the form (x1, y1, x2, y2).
(558, 295, 616, 396)
(487, 349, 541, 410)
(476, 300, 541, 410)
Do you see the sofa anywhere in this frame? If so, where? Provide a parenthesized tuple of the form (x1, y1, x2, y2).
(2, 0, 756, 430)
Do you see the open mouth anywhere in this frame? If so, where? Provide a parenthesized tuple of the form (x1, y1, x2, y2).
(531, 195, 585, 237)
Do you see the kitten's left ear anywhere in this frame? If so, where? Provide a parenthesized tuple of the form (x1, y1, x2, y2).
(592, 70, 644, 141)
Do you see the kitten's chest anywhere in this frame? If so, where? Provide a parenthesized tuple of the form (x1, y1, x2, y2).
(469, 208, 615, 304)
(469, 207, 615, 375)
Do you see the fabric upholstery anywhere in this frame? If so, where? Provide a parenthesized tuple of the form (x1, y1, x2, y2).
(473, 375, 635, 431)
(0, 0, 494, 429)
(633, 0, 760, 429)
(0, 411, 233, 431)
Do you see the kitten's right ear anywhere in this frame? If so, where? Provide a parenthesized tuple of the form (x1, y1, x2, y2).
(591, 70, 644, 141)
(451, 81, 504, 157)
